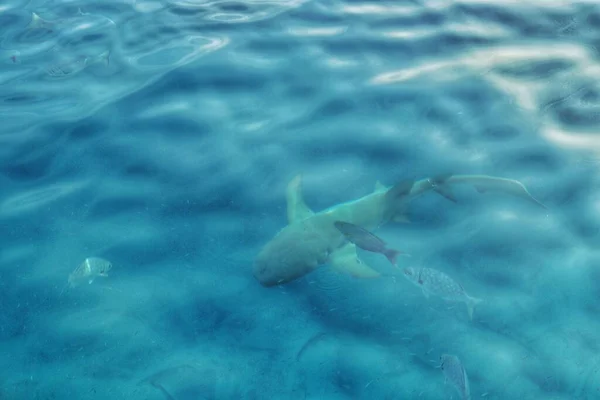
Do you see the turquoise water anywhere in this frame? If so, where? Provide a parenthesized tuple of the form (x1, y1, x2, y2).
(1, 0, 600, 398)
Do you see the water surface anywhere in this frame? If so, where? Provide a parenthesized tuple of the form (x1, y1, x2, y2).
(1, 1, 600, 399)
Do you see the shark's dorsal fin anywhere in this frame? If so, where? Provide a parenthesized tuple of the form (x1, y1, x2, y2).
(328, 243, 381, 278)
(286, 174, 315, 224)
(382, 179, 414, 222)
(374, 181, 386, 192)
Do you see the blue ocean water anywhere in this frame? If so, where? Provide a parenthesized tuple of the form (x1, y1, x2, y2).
(1, 0, 600, 398)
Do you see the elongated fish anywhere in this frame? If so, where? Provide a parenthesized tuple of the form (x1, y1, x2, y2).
(440, 354, 471, 400)
(402, 266, 482, 320)
(334, 220, 405, 266)
(428, 174, 547, 210)
(68, 257, 112, 288)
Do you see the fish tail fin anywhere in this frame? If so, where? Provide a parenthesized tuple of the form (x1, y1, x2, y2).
(383, 179, 414, 221)
(383, 249, 401, 266)
(466, 295, 483, 321)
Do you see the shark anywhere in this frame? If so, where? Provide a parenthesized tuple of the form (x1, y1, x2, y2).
(252, 174, 547, 287)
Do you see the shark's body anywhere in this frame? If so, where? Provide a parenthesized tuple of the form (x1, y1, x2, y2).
(253, 174, 546, 287)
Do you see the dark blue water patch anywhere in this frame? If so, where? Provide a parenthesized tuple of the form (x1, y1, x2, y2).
(2, 149, 56, 181)
(139, 64, 269, 101)
(244, 37, 301, 54)
(417, 31, 499, 54)
(86, 196, 151, 219)
(127, 116, 212, 141)
(481, 124, 522, 142)
(0, 293, 28, 340)
(154, 298, 230, 343)
(159, 179, 253, 218)
(554, 103, 600, 128)
(490, 145, 566, 172)
(364, 89, 419, 113)
(523, 367, 565, 394)
(322, 36, 413, 57)
(11, 24, 58, 44)
(549, 171, 593, 206)
(287, 8, 346, 24)
(373, 10, 446, 30)
(55, 118, 110, 144)
(584, 7, 600, 30)
(445, 83, 500, 116)
(311, 98, 357, 119)
(579, 86, 600, 104)
(120, 160, 161, 180)
(294, 134, 415, 169)
(0, 274, 68, 340)
(493, 59, 576, 80)
(99, 237, 179, 268)
(159, 196, 226, 219)
(58, 32, 112, 49)
(456, 4, 529, 34)
(167, 5, 209, 17)
(215, 1, 251, 13)
(568, 214, 600, 244)
(156, 25, 180, 36)
(0, 10, 26, 37)
(29, 330, 106, 364)
(0, 91, 57, 108)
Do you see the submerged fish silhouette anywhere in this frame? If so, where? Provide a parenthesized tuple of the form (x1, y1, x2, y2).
(402, 266, 482, 320)
(334, 220, 405, 266)
(440, 354, 471, 400)
(68, 257, 112, 287)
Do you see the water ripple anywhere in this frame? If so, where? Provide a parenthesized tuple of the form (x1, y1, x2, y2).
(0, 0, 306, 133)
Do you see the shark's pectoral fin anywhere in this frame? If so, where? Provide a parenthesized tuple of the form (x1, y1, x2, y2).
(286, 174, 315, 224)
(329, 244, 381, 278)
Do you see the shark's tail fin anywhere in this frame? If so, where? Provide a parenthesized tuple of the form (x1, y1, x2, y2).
(383, 179, 414, 222)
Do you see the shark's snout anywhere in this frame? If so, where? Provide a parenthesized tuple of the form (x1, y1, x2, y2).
(253, 220, 332, 287)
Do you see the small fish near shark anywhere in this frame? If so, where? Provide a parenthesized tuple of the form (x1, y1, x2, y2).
(402, 266, 482, 320)
(334, 220, 406, 266)
(252, 174, 547, 287)
(426, 174, 547, 210)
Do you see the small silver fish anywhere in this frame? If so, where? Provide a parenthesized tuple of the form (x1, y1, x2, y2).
(334, 220, 405, 266)
(402, 266, 482, 320)
(440, 354, 471, 400)
(68, 257, 112, 287)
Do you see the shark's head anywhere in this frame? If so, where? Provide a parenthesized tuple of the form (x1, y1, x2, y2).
(253, 221, 332, 287)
